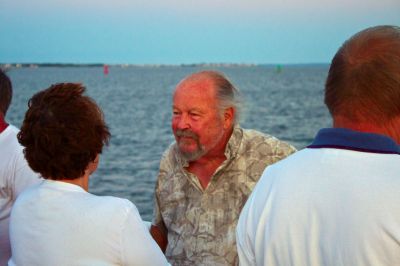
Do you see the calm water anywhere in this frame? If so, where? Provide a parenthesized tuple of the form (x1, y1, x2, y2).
(7, 65, 330, 220)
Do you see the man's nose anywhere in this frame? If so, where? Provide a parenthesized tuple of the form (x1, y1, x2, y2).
(176, 114, 190, 129)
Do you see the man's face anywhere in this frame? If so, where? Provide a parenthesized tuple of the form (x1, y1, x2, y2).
(171, 79, 226, 162)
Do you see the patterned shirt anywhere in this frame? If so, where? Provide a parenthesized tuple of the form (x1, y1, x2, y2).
(153, 126, 296, 266)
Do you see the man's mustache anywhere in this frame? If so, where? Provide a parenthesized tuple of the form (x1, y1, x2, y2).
(175, 130, 199, 140)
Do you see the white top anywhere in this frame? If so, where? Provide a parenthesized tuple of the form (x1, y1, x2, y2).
(0, 125, 40, 266)
(9, 180, 169, 266)
(237, 129, 400, 266)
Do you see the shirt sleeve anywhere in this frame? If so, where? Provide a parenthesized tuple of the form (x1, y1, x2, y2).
(236, 192, 257, 266)
(152, 149, 171, 226)
(121, 202, 170, 265)
(272, 138, 297, 162)
(152, 180, 163, 226)
(13, 153, 41, 198)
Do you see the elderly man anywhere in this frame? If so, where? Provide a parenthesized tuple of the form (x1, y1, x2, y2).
(151, 70, 296, 265)
(0, 69, 39, 265)
(236, 25, 400, 266)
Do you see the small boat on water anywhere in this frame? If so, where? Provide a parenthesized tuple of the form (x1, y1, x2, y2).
(103, 64, 109, 75)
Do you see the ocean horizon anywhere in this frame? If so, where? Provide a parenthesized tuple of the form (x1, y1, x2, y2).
(6, 65, 331, 220)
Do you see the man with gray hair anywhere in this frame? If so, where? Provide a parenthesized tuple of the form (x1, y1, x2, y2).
(237, 25, 400, 266)
(150, 70, 296, 265)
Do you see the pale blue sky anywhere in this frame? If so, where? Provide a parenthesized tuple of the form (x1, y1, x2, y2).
(1, 0, 399, 64)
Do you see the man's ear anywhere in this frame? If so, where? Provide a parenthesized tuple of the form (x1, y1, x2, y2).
(86, 154, 100, 176)
(223, 107, 235, 129)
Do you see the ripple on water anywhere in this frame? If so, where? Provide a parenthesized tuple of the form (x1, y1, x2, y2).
(8, 65, 330, 221)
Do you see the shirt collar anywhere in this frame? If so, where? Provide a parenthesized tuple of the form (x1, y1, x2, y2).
(41, 179, 87, 192)
(224, 125, 243, 159)
(0, 115, 8, 134)
(308, 128, 400, 154)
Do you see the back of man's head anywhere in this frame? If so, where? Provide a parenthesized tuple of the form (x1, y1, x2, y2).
(325, 25, 400, 126)
(0, 69, 12, 117)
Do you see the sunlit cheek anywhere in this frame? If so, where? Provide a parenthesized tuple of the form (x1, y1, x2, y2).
(171, 118, 179, 130)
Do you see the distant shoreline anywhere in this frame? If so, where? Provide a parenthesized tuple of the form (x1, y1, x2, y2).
(0, 62, 329, 70)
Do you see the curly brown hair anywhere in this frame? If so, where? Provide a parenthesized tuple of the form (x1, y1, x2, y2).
(18, 83, 110, 180)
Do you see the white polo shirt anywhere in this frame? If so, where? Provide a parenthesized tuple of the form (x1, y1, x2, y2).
(237, 128, 400, 266)
(9, 180, 169, 266)
(0, 125, 40, 265)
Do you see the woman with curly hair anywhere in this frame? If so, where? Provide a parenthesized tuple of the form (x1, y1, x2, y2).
(9, 83, 169, 266)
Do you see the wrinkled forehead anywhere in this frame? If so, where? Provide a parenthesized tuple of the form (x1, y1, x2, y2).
(174, 77, 217, 98)
(172, 79, 221, 113)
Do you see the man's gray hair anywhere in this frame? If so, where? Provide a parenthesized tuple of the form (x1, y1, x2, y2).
(184, 70, 243, 124)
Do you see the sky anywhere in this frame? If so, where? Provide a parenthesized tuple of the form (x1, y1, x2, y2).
(1, 0, 399, 65)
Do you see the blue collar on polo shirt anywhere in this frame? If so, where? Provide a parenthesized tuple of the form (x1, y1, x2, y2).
(307, 128, 400, 154)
